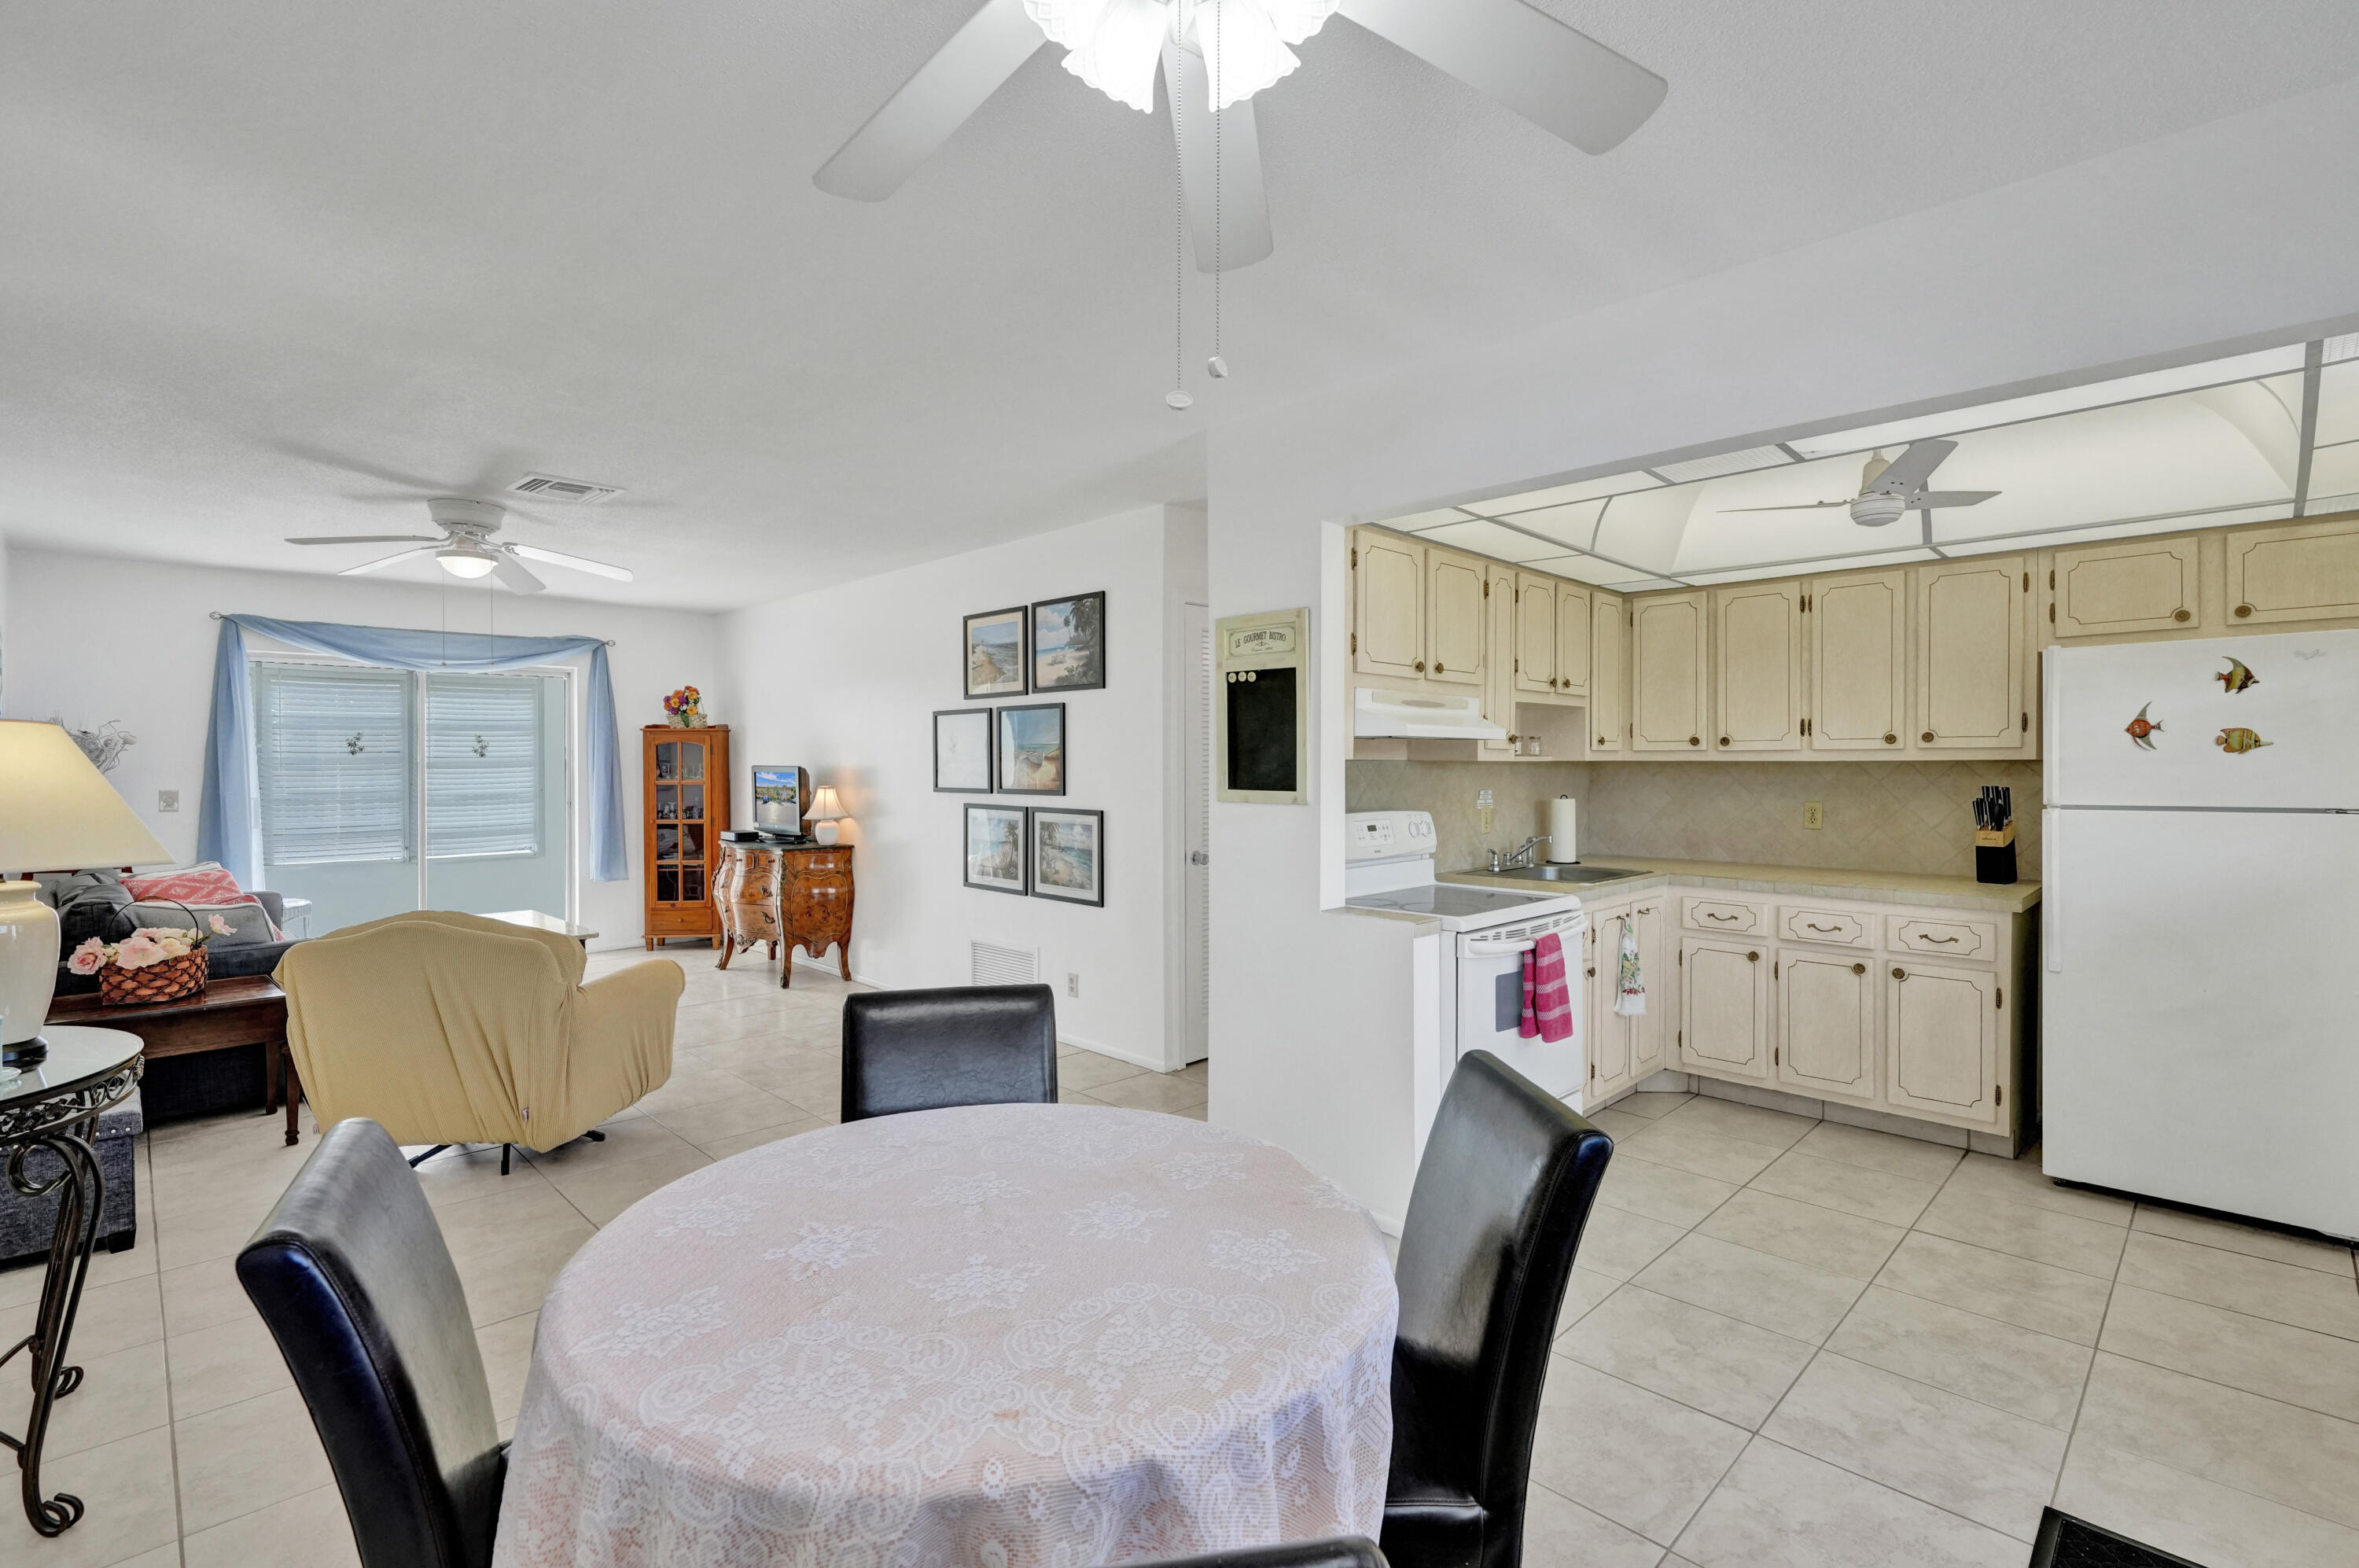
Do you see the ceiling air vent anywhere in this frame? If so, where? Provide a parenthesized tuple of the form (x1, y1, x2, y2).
(1654, 445, 1794, 484)
(971, 940, 1040, 987)
(506, 473, 624, 504)
(2325, 333, 2359, 366)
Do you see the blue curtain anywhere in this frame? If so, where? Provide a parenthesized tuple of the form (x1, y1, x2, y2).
(197, 615, 627, 886)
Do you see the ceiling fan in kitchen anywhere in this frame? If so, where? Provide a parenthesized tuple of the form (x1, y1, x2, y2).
(813, 0, 1669, 272)
(285, 498, 633, 593)
(1724, 440, 2000, 529)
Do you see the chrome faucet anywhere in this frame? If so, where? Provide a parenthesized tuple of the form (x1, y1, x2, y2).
(1488, 836, 1551, 874)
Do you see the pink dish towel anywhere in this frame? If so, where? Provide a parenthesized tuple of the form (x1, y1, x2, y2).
(1523, 933, 1574, 1043)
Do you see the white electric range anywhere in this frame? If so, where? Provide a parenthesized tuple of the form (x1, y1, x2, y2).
(1345, 812, 1588, 1135)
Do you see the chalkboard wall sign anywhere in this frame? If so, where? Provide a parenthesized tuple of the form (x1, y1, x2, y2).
(1216, 608, 1309, 805)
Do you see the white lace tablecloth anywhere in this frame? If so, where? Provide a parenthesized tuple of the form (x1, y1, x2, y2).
(494, 1103, 1397, 1568)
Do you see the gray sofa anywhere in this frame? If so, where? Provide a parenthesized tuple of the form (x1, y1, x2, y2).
(0, 1090, 142, 1270)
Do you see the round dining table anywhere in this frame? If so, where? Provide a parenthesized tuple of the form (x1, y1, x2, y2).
(495, 1102, 1398, 1568)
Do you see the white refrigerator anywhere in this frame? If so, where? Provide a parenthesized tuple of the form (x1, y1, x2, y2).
(2043, 630, 2359, 1239)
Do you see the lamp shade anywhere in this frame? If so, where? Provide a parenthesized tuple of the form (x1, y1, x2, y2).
(0, 720, 174, 872)
(807, 786, 847, 823)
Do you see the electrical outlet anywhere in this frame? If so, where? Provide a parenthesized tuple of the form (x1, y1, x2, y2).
(157, 790, 180, 812)
(1802, 801, 1824, 831)
(1066, 972, 1080, 999)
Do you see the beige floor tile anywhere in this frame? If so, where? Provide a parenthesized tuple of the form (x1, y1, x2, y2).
(1555, 1265, 1623, 1336)
(1874, 1231, 2114, 1345)
(0, 1337, 171, 1459)
(155, 1194, 291, 1273)
(114, 1548, 184, 1568)
(1559, 1288, 1815, 1430)
(2077, 1352, 2359, 1530)
(1528, 1357, 1750, 1545)
(1169, 1102, 1209, 1122)
(694, 1117, 824, 1162)
(1632, 1234, 1867, 1345)
(1057, 1051, 1150, 1091)
(632, 1064, 767, 1116)
(1085, 1071, 1210, 1114)
(0, 1424, 179, 1568)
(167, 1311, 295, 1417)
(1587, 1106, 1654, 1142)
(649, 1089, 809, 1147)
(2100, 1284, 2359, 1423)
(1913, 1187, 2128, 1279)
(1609, 1090, 1692, 1121)
(477, 1310, 540, 1427)
(1612, 1120, 1785, 1186)
(407, 1143, 557, 1209)
(731, 1059, 843, 1123)
(0, 1272, 163, 1359)
(1598, 1154, 1739, 1229)
(2129, 1203, 2357, 1276)
(1763, 1352, 2067, 1540)
(1524, 1479, 1672, 1568)
(1577, 1204, 1691, 1282)
(175, 1385, 335, 1533)
(2116, 1231, 2359, 1340)
(182, 1480, 361, 1568)
(1937, 1150, 2135, 1227)
(149, 1153, 305, 1229)
(436, 1182, 598, 1324)
(75, 1232, 164, 1294)
(1673, 1437, 2025, 1568)
(1749, 1149, 1939, 1228)
(540, 1145, 712, 1228)
(161, 1254, 258, 1337)
(2055, 1434, 2359, 1568)
(1827, 1285, 2092, 1427)
(1696, 1190, 1906, 1283)
(519, 1114, 701, 1171)
(1790, 1121, 1965, 1184)
(1058, 1085, 1108, 1106)
(1658, 1096, 1816, 1150)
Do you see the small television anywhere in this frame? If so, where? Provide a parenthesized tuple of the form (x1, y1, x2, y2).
(750, 765, 811, 837)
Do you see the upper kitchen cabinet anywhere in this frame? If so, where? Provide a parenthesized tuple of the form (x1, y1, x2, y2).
(1352, 529, 1425, 681)
(1481, 561, 1520, 757)
(1588, 591, 1625, 753)
(1555, 585, 1592, 698)
(2052, 536, 2201, 637)
(1632, 591, 1708, 752)
(1512, 573, 1559, 695)
(1809, 569, 1908, 751)
(1426, 547, 1487, 686)
(1713, 581, 1801, 752)
(2224, 517, 2359, 625)
(1915, 555, 2029, 751)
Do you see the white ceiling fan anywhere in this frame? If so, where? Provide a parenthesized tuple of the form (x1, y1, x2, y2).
(1724, 440, 2000, 529)
(814, 0, 1669, 271)
(285, 498, 634, 593)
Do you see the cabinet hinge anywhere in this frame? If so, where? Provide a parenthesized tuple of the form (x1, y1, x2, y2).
(1349, 632, 1357, 653)
(1996, 1083, 2004, 1106)
(1350, 547, 1357, 569)
(1772, 962, 1779, 977)
(1996, 985, 2004, 1009)
(2022, 572, 2030, 591)
(2049, 602, 2055, 624)
(1484, 580, 1491, 598)
(1514, 658, 1519, 672)
(1677, 1029, 1683, 1047)
(1774, 1047, 1779, 1065)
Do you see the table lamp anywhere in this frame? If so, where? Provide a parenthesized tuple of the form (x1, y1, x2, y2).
(807, 785, 848, 847)
(0, 720, 174, 1066)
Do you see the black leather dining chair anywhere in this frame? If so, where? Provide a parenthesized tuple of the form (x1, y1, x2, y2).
(841, 983, 1059, 1121)
(237, 1117, 506, 1568)
(1380, 1050, 1614, 1568)
(1129, 1538, 1388, 1568)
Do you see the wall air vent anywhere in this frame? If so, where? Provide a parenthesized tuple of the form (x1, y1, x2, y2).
(971, 940, 1040, 987)
(1653, 445, 1794, 484)
(506, 473, 624, 504)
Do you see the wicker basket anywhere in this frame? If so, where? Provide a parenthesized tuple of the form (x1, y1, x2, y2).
(99, 945, 208, 1007)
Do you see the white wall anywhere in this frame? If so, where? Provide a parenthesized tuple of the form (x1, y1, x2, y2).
(722, 505, 1204, 1069)
(1, 548, 723, 949)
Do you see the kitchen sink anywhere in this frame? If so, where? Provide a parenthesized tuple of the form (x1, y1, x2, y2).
(1486, 863, 1648, 884)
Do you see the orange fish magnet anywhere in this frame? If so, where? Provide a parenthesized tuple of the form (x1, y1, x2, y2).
(2216, 657, 2259, 694)
(2123, 704, 2162, 750)
(2215, 727, 2272, 753)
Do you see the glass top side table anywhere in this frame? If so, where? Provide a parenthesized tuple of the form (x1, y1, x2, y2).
(0, 1025, 143, 1537)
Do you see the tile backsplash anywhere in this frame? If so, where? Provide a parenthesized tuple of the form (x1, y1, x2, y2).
(1345, 760, 2042, 883)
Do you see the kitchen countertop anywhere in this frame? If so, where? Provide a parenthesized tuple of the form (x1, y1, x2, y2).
(1439, 855, 2040, 915)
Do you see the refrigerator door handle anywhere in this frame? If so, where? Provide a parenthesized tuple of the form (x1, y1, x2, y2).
(2044, 808, 2062, 974)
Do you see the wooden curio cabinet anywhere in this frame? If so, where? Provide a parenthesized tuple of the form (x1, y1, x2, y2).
(642, 724, 730, 947)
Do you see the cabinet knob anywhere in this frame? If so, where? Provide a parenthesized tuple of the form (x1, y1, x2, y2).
(2173, 609, 2192, 623)
(1921, 731, 1936, 743)
(1853, 963, 1867, 975)
(1892, 966, 1907, 981)
(1718, 737, 1730, 747)
(1586, 966, 1596, 977)
(2235, 604, 2253, 618)
(1507, 733, 1519, 744)
(1598, 737, 1607, 746)
(1884, 733, 1897, 745)
(1434, 661, 1445, 673)
(1747, 951, 1760, 963)
(1415, 660, 1426, 671)
(1688, 735, 1701, 746)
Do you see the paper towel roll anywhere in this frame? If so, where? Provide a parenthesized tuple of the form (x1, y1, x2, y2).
(1548, 795, 1577, 862)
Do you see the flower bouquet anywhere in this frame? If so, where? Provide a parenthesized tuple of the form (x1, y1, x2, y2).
(663, 685, 704, 728)
(68, 911, 233, 1007)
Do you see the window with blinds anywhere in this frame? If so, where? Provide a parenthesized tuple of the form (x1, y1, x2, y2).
(254, 664, 413, 866)
(425, 674, 542, 859)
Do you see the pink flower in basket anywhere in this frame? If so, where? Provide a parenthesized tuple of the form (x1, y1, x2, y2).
(209, 915, 232, 936)
(114, 933, 167, 970)
(68, 937, 107, 976)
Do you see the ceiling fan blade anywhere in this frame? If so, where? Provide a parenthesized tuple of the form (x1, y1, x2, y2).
(1336, 0, 1667, 155)
(1721, 500, 1856, 513)
(1163, 40, 1275, 273)
(491, 554, 547, 594)
(510, 543, 635, 582)
(337, 547, 438, 576)
(813, 0, 1047, 201)
(1863, 438, 1957, 496)
(285, 535, 440, 546)
(1912, 490, 2000, 510)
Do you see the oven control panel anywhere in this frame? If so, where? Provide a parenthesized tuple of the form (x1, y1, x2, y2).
(1345, 810, 1437, 863)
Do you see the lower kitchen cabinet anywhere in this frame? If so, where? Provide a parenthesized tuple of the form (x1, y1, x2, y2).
(1581, 896, 1669, 1101)
(1679, 937, 1768, 1081)
(1885, 959, 2002, 1127)
(1773, 948, 1878, 1105)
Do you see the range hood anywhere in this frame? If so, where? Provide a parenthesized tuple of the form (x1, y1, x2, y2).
(1354, 686, 1510, 741)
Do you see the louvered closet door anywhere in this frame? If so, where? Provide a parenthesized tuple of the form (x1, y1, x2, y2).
(1183, 602, 1211, 1066)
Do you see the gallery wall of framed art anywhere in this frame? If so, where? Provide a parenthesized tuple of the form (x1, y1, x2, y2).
(952, 592, 1107, 902)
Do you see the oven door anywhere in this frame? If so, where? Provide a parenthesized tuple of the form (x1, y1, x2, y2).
(1454, 907, 1586, 1099)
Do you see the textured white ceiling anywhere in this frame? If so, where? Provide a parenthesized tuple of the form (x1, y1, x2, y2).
(5, 2, 2358, 606)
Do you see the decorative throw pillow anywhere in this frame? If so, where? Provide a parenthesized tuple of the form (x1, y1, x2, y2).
(122, 862, 282, 943)
(36, 871, 138, 948)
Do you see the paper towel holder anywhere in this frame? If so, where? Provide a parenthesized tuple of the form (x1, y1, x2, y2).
(1547, 793, 1580, 863)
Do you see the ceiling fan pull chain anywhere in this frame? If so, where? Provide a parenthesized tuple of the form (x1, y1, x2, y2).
(1208, 0, 1228, 381)
(1166, 28, 1193, 414)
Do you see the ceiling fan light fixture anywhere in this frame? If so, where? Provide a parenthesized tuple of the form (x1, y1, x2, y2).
(1025, 0, 1336, 112)
(1849, 494, 1908, 528)
(437, 547, 499, 579)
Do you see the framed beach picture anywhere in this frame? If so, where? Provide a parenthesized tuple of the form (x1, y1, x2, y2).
(1031, 808, 1105, 907)
(997, 702, 1065, 795)
(933, 709, 994, 793)
(963, 606, 1028, 699)
(1031, 591, 1106, 692)
(963, 803, 1029, 896)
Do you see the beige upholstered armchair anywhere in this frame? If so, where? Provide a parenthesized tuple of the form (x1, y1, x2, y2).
(276, 911, 682, 1166)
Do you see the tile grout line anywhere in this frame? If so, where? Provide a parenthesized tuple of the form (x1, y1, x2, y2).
(146, 1134, 193, 1568)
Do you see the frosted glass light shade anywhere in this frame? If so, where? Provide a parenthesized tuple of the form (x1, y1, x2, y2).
(438, 549, 498, 579)
(1024, 0, 1339, 112)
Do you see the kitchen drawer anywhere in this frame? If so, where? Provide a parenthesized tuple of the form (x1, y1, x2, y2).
(1886, 915, 1997, 963)
(1682, 896, 1765, 936)
(1778, 906, 1871, 948)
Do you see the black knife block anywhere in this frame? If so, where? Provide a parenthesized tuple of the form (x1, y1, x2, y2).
(1974, 825, 2018, 885)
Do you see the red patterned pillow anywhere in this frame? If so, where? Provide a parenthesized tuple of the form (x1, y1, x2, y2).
(122, 862, 278, 940)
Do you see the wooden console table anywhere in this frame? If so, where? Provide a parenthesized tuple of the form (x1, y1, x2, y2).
(713, 843, 854, 988)
(46, 977, 302, 1146)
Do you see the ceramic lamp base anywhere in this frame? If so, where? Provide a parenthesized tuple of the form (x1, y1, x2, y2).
(0, 881, 62, 1062)
(812, 822, 841, 846)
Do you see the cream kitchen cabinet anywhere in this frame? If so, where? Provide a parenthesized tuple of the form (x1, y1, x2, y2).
(1481, 561, 1521, 756)
(2052, 537, 2201, 637)
(1713, 581, 1802, 752)
(1514, 573, 1559, 695)
(1555, 585, 1592, 698)
(1809, 568, 1908, 752)
(1588, 591, 1625, 752)
(1352, 529, 1426, 681)
(1680, 935, 1768, 1082)
(2224, 517, 2359, 626)
(1915, 554, 2029, 752)
(1582, 894, 1667, 1102)
(1632, 592, 1708, 752)
(1426, 547, 1488, 686)
(1774, 948, 1877, 1106)
(1885, 959, 2002, 1128)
